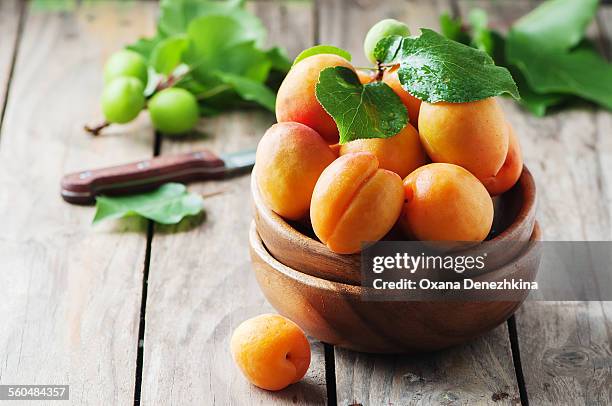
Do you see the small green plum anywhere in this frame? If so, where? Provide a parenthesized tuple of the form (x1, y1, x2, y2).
(148, 88, 199, 135)
(104, 50, 148, 86)
(363, 18, 410, 64)
(101, 77, 145, 124)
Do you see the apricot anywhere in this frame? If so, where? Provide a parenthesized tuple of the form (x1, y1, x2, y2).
(231, 314, 311, 391)
(364, 19, 410, 64)
(382, 65, 422, 127)
(310, 152, 404, 254)
(255, 122, 336, 220)
(400, 163, 493, 241)
(276, 54, 355, 144)
(418, 97, 509, 180)
(356, 69, 376, 84)
(339, 123, 427, 178)
(482, 123, 523, 196)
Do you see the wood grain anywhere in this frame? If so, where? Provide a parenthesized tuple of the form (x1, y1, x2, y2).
(0, 2, 156, 404)
(457, 1, 612, 404)
(318, 0, 520, 404)
(0, 0, 22, 121)
(139, 1, 327, 405)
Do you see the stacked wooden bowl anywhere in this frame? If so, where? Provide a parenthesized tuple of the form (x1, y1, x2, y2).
(249, 167, 540, 353)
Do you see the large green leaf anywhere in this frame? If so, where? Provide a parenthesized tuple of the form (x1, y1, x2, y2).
(315, 67, 407, 144)
(507, 38, 612, 109)
(375, 29, 519, 103)
(511, 0, 599, 51)
(93, 183, 204, 225)
(215, 72, 276, 111)
(156, 0, 265, 45)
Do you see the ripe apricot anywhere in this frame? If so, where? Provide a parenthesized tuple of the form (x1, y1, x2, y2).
(400, 163, 493, 241)
(482, 123, 523, 196)
(231, 314, 311, 391)
(255, 122, 336, 220)
(276, 54, 355, 144)
(339, 123, 427, 178)
(418, 97, 509, 180)
(382, 65, 422, 127)
(310, 152, 404, 254)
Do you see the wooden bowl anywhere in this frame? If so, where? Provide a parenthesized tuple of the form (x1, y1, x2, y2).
(249, 221, 542, 353)
(253, 166, 537, 285)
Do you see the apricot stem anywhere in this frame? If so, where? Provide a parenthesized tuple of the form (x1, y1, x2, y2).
(84, 121, 110, 136)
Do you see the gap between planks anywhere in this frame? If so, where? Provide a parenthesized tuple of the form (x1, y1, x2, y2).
(0, 0, 27, 137)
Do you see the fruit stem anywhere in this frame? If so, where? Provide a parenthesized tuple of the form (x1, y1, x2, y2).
(375, 61, 385, 81)
(84, 121, 111, 136)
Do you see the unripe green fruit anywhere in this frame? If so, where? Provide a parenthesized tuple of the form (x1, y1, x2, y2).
(363, 19, 410, 64)
(104, 50, 148, 86)
(148, 88, 199, 135)
(101, 77, 145, 124)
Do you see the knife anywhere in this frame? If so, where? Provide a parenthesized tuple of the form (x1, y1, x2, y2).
(60, 149, 256, 205)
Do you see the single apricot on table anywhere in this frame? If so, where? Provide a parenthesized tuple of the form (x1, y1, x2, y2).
(382, 65, 422, 127)
(231, 314, 311, 391)
(255, 122, 336, 220)
(482, 122, 523, 196)
(276, 54, 355, 144)
(339, 123, 427, 178)
(311, 152, 404, 254)
(418, 97, 509, 180)
(400, 163, 494, 241)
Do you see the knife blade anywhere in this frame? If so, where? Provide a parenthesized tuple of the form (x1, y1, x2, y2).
(60, 148, 256, 205)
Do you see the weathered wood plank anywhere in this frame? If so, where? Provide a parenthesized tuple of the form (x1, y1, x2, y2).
(0, 0, 22, 122)
(457, 1, 612, 404)
(140, 1, 327, 405)
(319, 1, 521, 404)
(0, 2, 156, 404)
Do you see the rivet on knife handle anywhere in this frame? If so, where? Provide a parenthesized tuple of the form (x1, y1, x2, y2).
(60, 150, 226, 205)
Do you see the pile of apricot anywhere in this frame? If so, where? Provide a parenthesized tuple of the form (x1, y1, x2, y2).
(255, 50, 523, 255)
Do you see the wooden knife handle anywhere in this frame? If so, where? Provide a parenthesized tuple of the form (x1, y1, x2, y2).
(61, 150, 225, 205)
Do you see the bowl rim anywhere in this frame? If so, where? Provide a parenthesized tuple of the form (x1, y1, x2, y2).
(250, 220, 542, 296)
(252, 165, 536, 254)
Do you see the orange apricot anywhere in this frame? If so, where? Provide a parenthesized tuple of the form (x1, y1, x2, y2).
(276, 54, 355, 144)
(339, 123, 427, 178)
(400, 163, 494, 241)
(310, 152, 404, 254)
(255, 122, 336, 220)
(382, 65, 422, 127)
(356, 69, 376, 84)
(418, 97, 509, 180)
(481, 123, 523, 196)
(231, 314, 311, 391)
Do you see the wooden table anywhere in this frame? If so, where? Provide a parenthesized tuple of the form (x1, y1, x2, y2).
(0, 0, 610, 404)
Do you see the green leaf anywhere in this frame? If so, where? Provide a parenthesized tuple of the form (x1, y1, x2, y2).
(439, 13, 470, 45)
(184, 15, 271, 85)
(215, 72, 276, 111)
(468, 9, 493, 55)
(315, 66, 408, 144)
(93, 183, 203, 225)
(150, 35, 189, 75)
(157, 0, 265, 45)
(266, 46, 292, 73)
(293, 45, 352, 66)
(374, 29, 519, 103)
(511, 0, 599, 51)
(126, 36, 161, 62)
(507, 38, 612, 109)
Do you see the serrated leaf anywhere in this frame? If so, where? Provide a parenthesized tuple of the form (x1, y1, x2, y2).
(315, 67, 407, 144)
(293, 45, 352, 66)
(374, 29, 519, 103)
(150, 35, 189, 75)
(93, 183, 203, 225)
